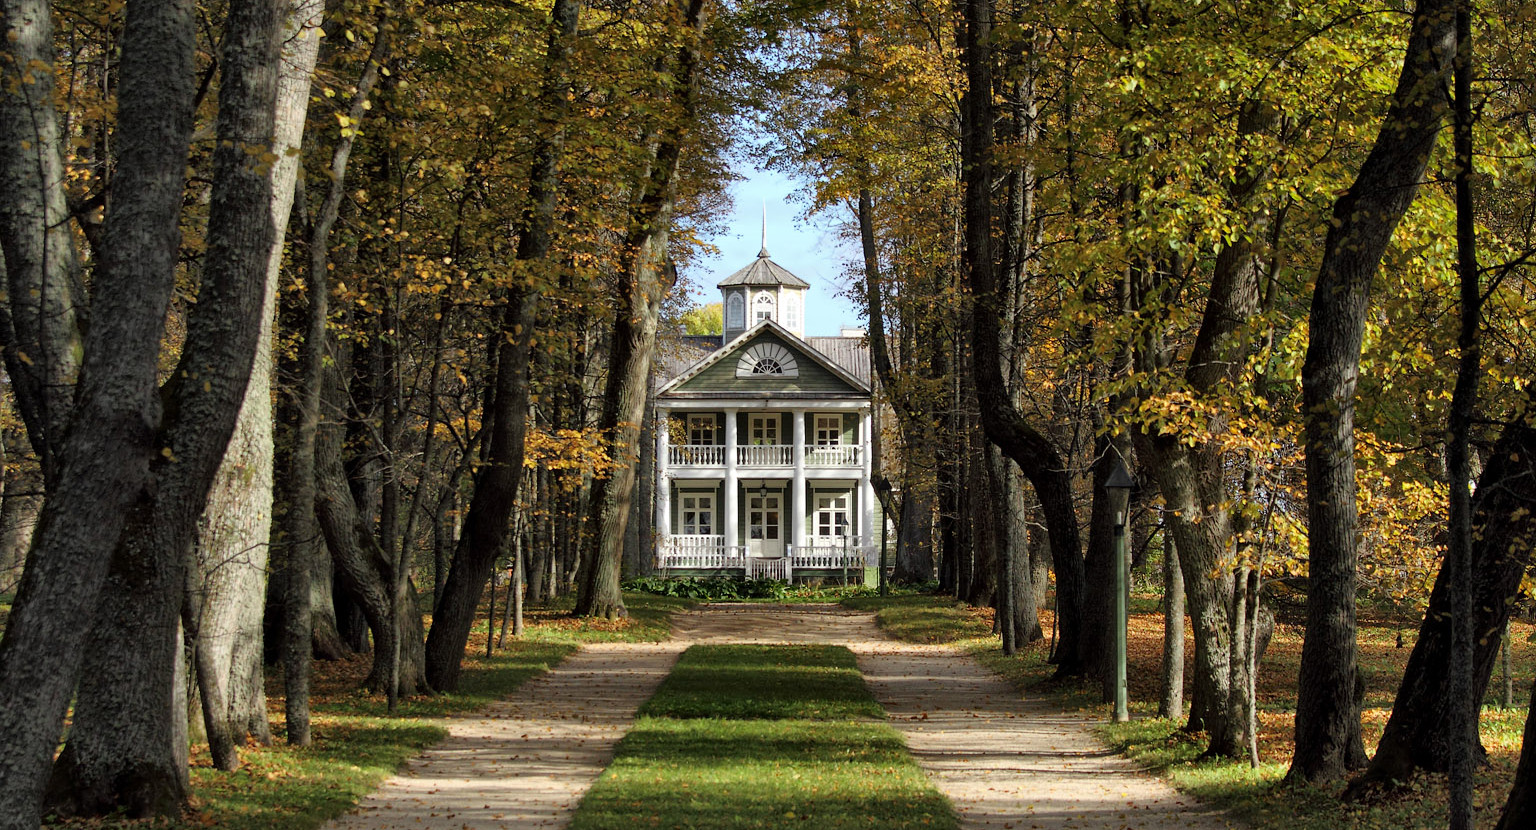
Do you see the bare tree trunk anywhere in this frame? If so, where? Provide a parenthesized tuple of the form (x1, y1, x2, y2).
(1290, 0, 1454, 784)
(578, 0, 705, 617)
(313, 356, 427, 696)
(957, 0, 1085, 675)
(1496, 677, 1536, 830)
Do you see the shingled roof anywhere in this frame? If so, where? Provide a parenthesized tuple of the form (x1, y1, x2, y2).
(716, 247, 811, 289)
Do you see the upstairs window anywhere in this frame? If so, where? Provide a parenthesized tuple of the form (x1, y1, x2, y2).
(754, 292, 776, 323)
(726, 293, 745, 329)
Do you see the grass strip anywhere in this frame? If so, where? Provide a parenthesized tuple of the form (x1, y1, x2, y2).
(572, 643, 956, 830)
(641, 644, 886, 720)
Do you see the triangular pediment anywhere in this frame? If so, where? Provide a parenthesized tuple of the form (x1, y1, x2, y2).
(658, 320, 870, 398)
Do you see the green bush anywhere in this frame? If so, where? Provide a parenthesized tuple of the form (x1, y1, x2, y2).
(622, 575, 791, 600)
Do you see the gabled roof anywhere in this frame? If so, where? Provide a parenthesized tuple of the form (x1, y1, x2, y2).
(656, 318, 871, 398)
(716, 248, 811, 289)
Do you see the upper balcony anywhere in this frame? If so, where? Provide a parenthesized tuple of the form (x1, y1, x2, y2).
(668, 444, 863, 468)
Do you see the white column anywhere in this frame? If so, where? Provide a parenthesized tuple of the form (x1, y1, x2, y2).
(655, 407, 671, 565)
(859, 408, 875, 552)
(723, 408, 739, 557)
(792, 409, 807, 553)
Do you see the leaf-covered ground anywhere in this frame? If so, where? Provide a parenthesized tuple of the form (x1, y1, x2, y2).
(850, 591, 1536, 830)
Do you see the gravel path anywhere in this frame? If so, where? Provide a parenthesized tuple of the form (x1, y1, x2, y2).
(321, 642, 684, 830)
(324, 604, 1239, 830)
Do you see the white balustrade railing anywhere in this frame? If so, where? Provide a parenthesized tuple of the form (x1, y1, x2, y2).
(657, 536, 873, 574)
(736, 444, 792, 466)
(669, 443, 860, 467)
(746, 556, 791, 581)
(669, 444, 724, 466)
(792, 536, 871, 568)
(657, 536, 745, 569)
(803, 444, 861, 467)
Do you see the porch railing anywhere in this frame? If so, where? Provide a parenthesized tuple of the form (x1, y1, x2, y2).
(736, 445, 792, 466)
(669, 444, 725, 466)
(657, 535, 745, 569)
(792, 536, 871, 568)
(656, 536, 873, 574)
(668, 444, 860, 468)
(745, 557, 791, 581)
(803, 445, 861, 467)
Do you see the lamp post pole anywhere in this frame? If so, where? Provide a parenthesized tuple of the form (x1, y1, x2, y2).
(1106, 459, 1134, 723)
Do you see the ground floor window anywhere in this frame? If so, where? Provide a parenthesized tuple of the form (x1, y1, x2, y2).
(815, 492, 850, 537)
(680, 492, 714, 535)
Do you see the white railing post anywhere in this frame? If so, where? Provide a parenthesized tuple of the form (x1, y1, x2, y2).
(724, 409, 738, 558)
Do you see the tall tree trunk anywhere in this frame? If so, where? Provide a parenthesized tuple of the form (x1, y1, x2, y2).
(576, 0, 709, 616)
(190, 0, 323, 762)
(0, 0, 200, 823)
(1443, 8, 1478, 824)
(1289, 0, 1454, 784)
(1353, 396, 1536, 789)
(1159, 529, 1184, 720)
(313, 355, 428, 696)
(1496, 678, 1536, 830)
(283, 13, 388, 743)
(45, 0, 281, 814)
(957, 0, 1086, 676)
(0, 0, 83, 488)
(425, 0, 581, 689)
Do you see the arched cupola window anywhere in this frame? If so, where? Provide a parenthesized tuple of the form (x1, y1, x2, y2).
(726, 293, 745, 329)
(754, 292, 776, 323)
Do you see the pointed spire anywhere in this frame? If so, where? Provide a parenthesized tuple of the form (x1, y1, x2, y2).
(758, 201, 770, 258)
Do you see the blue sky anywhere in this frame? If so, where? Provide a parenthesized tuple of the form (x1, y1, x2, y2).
(682, 167, 864, 337)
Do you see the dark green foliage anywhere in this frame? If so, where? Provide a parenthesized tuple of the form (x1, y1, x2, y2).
(622, 575, 793, 600)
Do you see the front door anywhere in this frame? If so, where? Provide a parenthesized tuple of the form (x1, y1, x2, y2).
(747, 491, 783, 557)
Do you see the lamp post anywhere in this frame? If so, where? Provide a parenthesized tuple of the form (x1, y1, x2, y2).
(1105, 458, 1135, 723)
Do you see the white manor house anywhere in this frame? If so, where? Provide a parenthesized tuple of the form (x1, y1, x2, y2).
(651, 240, 879, 582)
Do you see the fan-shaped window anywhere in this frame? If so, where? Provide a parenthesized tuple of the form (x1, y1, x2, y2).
(736, 342, 798, 378)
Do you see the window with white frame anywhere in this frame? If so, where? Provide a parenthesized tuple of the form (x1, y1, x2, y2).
(687, 414, 717, 445)
(784, 293, 799, 329)
(726, 293, 744, 328)
(815, 493, 850, 537)
(680, 492, 715, 536)
(815, 415, 842, 446)
(754, 292, 775, 323)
